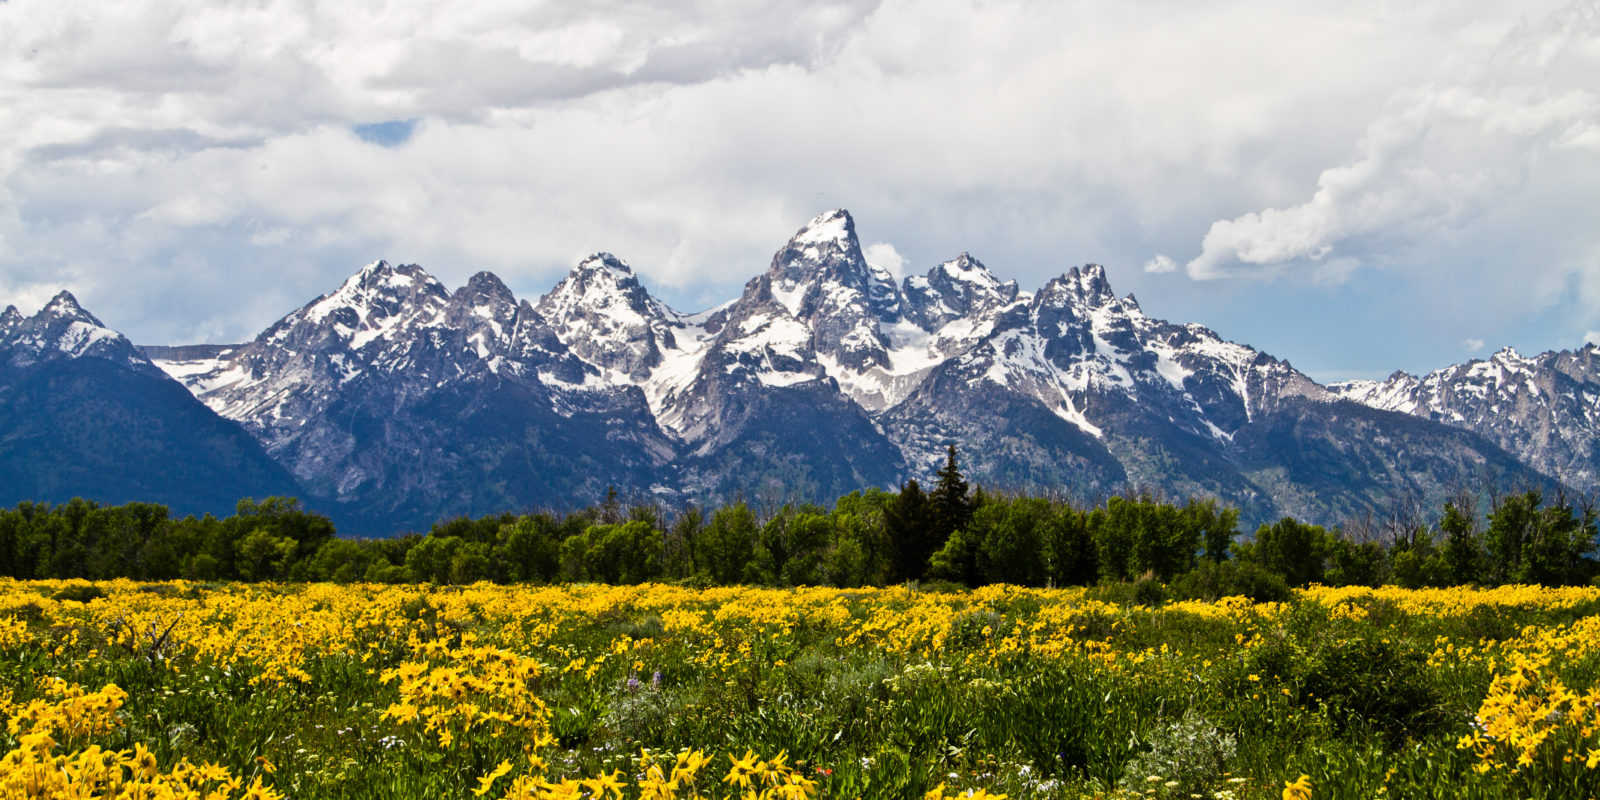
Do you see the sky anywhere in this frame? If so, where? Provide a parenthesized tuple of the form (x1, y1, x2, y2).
(1, 0, 1597, 383)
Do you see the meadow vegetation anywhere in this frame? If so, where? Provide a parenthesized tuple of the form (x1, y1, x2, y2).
(4, 450, 1598, 797)
(2, 580, 1599, 799)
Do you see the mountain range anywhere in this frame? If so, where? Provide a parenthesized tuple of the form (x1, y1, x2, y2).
(2, 210, 1584, 534)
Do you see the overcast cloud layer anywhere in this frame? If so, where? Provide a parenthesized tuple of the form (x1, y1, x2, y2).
(1, 0, 1597, 380)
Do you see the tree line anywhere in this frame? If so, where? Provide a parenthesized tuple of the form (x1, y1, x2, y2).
(2, 447, 1596, 595)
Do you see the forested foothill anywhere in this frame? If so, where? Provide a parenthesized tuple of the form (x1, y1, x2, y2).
(3, 448, 1595, 594)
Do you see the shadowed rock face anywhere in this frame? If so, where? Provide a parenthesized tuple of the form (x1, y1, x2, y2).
(10, 208, 1557, 533)
(0, 295, 300, 518)
(0, 306, 24, 340)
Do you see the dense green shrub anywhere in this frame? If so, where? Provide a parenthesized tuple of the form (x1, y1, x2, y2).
(49, 583, 107, 603)
(1303, 635, 1449, 743)
(1171, 559, 1291, 603)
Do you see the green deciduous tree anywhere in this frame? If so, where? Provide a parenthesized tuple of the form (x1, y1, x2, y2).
(1043, 504, 1097, 587)
(1486, 490, 1597, 585)
(696, 503, 757, 584)
(1439, 501, 1484, 585)
(234, 528, 296, 581)
(1240, 517, 1329, 587)
(496, 514, 561, 583)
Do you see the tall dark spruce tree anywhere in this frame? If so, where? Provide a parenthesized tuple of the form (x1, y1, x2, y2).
(885, 479, 932, 583)
(930, 444, 973, 551)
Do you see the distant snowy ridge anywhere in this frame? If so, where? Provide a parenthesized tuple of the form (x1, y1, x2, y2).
(1331, 345, 1600, 491)
(101, 207, 1557, 529)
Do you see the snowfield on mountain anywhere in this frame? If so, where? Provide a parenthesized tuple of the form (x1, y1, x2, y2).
(3, 210, 1578, 533)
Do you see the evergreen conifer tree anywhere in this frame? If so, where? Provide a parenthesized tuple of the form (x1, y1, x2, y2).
(885, 479, 932, 583)
(930, 444, 973, 548)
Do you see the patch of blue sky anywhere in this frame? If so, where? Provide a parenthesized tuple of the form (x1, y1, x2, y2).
(352, 119, 418, 147)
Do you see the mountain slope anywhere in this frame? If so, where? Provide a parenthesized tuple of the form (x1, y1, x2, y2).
(532, 214, 919, 501)
(1332, 346, 1600, 492)
(654, 212, 908, 497)
(0, 293, 300, 515)
(160, 263, 675, 533)
(883, 264, 1553, 524)
(533, 253, 718, 436)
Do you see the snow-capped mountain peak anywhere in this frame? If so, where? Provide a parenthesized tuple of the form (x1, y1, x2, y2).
(543, 253, 655, 316)
(282, 260, 452, 357)
(781, 209, 862, 277)
(158, 260, 551, 452)
(573, 252, 637, 282)
(711, 211, 1025, 413)
(684, 213, 1052, 416)
(39, 290, 100, 322)
(922, 261, 1338, 450)
(761, 209, 894, 319)
(536, 252, 695, 384)
(1330, 370, 1424, 414)
(443, 271, 525, 368)
(1057, 264, 1117, 306)
(1331, 340, 1600, 489)
(941, 252, 995, 283)
(316, 260, 438, 309)
(458, 270, 516, 305)
(790, 208, 856, 249)
(0, 290, 154, 372)
(903, 252, 1020, 331)
(312, 258, 444, 305)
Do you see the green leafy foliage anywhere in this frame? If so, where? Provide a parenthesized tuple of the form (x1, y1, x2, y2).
(0, 446, 1594, 591)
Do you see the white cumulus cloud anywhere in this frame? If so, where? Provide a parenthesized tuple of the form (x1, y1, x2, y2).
(1142, 254, 1177, 274)
(864, 242, 907, 278)
(1185, 3, 1600, 283)
(0, 0, 1595, 377)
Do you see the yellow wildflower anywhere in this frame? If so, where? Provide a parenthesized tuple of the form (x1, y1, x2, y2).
(1282, 774, 1312, 800)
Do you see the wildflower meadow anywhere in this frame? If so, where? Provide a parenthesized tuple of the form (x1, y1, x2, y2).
(2, 580, 1598, 798)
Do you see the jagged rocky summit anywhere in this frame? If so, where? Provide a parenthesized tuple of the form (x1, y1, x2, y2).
(1, 210, 1567, 534)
